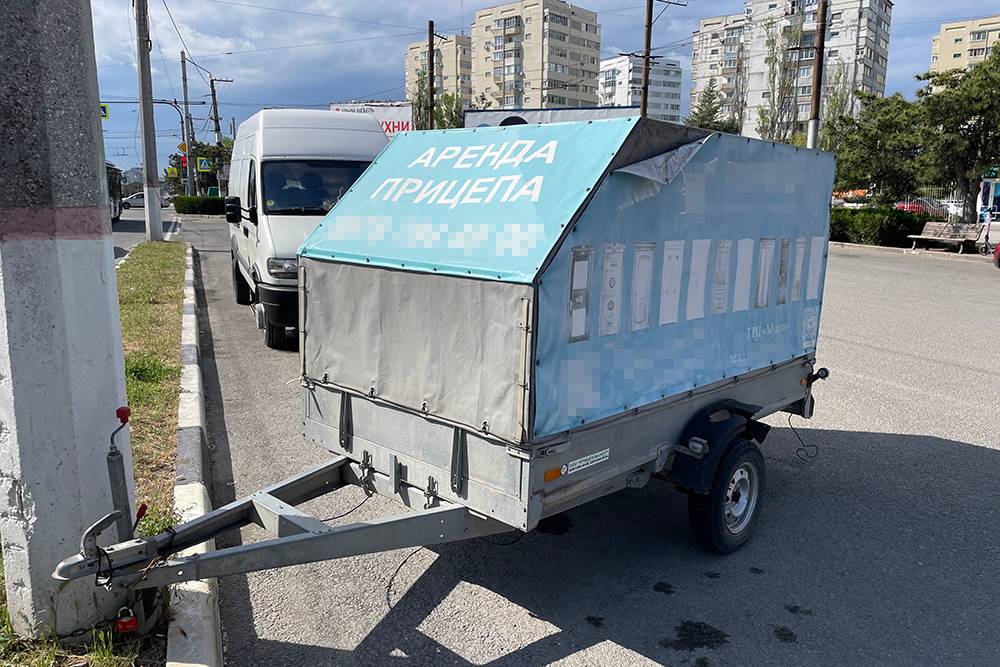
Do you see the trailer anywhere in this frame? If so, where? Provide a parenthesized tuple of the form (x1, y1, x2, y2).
(55, 117, 833, 592)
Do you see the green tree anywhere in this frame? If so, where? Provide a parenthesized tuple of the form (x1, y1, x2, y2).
(917, 49, 1000, 221)
(756, 17, 803, 141)
(819, 61, 854, 153)
(835, 93, 924, 205)
(163, 138, 233, 196)
(686, 78, 742, 134)
(434, 92, 464, 129)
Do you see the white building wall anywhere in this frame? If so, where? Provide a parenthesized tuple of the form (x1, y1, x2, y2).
(599, 54, 682, 122)
(691, 0, 893, 138)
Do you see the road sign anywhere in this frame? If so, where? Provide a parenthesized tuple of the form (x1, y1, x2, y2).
(100, 104, 109, 120)
(177, 142, 187, 153)
(166, 167, 179, 178)
(196, 156, 212, 173)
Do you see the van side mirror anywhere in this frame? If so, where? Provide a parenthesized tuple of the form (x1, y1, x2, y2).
(225, 196, 241, 224)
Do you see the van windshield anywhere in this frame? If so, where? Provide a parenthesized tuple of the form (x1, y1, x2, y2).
(261, 160, 369, 215)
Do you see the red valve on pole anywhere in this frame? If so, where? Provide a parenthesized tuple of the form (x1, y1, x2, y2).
(116, 406, 130, 424)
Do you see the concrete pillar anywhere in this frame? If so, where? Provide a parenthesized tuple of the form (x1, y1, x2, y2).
(0, 0, 135, 637)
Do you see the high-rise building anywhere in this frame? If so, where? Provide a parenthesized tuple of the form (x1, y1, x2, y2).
(599, 54, 683, 122)
(405, 34, 473, 107)
(691, 0, 893, 139)
(470, 0, 601, 109)
(930, 14, 1000, 73)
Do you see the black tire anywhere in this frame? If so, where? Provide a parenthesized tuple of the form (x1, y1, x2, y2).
(122, 202, 131, 210)
(688, 438, 765, 553)
(264, 317, 287, 349)
(232, 256, 251, 306)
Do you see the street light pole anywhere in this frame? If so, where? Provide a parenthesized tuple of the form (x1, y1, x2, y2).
(640, 0, 653, 117)
(427, 20, 435, 129)
(133, 0, 163, 240)
(181, 51, 195, 195)
(806, 0, 829, 149)
(209, 76, 232, 195)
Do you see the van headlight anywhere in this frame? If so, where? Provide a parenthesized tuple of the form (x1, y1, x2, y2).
(266, 257, 298, 279)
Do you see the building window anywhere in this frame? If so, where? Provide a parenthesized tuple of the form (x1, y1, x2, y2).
(798, 66, 812, 79)
(543, 29, 567, 42)
(797, 85, 811, 96)
(831, 11, 842, 20)
(828, 49, 839, 58)
(969, 48, 986, 57)
(952, 52, 961, 58)
(953, 36, 963, 43)
(971, 31, 987, 41)
(544, 12, 568, 26)
(723, 58, 738, 68)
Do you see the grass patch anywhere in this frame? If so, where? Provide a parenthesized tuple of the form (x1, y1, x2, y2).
(118, 241, 187, 524)
(0, 241, 184, 664)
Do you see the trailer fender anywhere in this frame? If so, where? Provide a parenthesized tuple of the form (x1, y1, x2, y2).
(667, 401, 770, 495)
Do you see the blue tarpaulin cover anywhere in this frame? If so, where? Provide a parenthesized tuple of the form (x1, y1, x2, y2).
(298, 118, 638, 282)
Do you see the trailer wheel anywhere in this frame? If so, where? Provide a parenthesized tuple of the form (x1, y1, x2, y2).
(688, 438, 765, 553)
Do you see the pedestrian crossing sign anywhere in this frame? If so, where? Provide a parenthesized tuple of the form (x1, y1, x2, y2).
(196, 157, 212, 173)
(166, 167, 179, 178)
(100, 104, 109, 120)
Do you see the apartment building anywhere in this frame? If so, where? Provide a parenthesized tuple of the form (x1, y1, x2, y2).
(930, 14, 1000, 73)
(470, 0, 601, 109)
(691, 0, 893, 138)
(599, 54, 682, 122)
(404, 34, 473, 107)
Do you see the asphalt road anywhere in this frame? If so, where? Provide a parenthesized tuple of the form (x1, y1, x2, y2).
(112, 205, 176, 264)
(183, 215, 1000, 666)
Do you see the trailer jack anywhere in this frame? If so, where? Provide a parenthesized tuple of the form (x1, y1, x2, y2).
(53, 455, 508, 590)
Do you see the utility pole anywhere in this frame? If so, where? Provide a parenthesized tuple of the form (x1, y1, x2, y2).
(806, 0, 829, 149)
(134, 0, 163, 240)
(1, 0, 135, 637)
(427, 20, 435, 129)
(231, 117, 237, 137)
(181, 51, 195, 196)
(640, 0, 653, 117)
(209, 76, 232, 196)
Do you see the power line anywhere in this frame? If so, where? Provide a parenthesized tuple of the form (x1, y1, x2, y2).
(201, 0, 426, 31)
(148, 8, 178, 99)
(160, 0, 210, 87)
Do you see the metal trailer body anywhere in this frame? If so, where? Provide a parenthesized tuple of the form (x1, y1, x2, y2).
(54, 117, 835, 590)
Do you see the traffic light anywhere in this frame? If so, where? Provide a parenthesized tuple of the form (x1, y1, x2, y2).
(181, 155, 187, 169)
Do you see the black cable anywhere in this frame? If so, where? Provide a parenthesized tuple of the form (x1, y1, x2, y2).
(385, 547, 424, 610)
(319, 494, 371, 522)
(788, 414, 818, 463)
(479, 531, 527, 546)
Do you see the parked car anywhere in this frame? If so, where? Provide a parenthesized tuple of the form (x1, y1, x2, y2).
(121, 192, 144, 209)
(895, 197, 947, 217)
(226, 109, 388, 348)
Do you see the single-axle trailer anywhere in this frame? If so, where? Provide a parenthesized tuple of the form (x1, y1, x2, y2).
(55, 118, 834, 592)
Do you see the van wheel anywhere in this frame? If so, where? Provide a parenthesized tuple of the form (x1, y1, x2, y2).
(688, 438, 765, 553)
(122, 202, 131, 210)
(232, 256, 251, 305)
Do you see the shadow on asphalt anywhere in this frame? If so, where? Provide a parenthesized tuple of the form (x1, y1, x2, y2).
(191, 340, 1000, 667)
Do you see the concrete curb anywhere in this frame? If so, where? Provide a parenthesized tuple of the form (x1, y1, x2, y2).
(166, 244, 223, 667)
(829, 241, 991, 264)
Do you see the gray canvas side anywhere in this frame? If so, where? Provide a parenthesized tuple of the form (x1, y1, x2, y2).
(302, 259, 534, 445)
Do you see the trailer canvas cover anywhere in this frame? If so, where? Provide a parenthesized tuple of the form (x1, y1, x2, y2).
(300, 118, 835, 442)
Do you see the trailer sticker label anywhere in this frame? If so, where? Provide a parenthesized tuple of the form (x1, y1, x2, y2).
(564, 449, 611, 475)
(599, 244, 624, 336)
(658, 240, 684, 325)
(685, 239, 710, 321)
(732, 238, 754, 312)
(806, 236, 826, 300)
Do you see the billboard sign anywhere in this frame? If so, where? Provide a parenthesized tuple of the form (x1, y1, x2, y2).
(464, 106, 640, 128)
(330, 102, 412, 139)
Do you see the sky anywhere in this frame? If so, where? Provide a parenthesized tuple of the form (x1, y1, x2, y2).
(93, 0, 992, 171)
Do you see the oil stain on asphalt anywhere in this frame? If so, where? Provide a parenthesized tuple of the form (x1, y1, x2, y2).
(585, 616, 605, 628)
(774, 626, 798, 643)
(784, 604, 814, 616)
(653, 581, 675, 595)
(659, 621, 730, 651)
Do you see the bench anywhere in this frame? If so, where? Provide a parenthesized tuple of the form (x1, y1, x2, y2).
(908, 221, 983, 253)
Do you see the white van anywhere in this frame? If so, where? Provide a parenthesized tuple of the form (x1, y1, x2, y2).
(226, 109, 387, 348)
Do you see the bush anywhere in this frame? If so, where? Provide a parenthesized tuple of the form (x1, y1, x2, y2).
(829, 208, 928, 247)
(173, 195, 225, 215)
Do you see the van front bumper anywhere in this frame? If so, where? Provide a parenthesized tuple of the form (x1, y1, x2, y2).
(257, 282, 298, 328)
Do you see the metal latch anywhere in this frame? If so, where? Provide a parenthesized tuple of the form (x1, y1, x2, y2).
(675, 436, 708, 459)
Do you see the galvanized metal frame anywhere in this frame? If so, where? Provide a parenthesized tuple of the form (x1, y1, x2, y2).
(53, 456, 508, 590)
